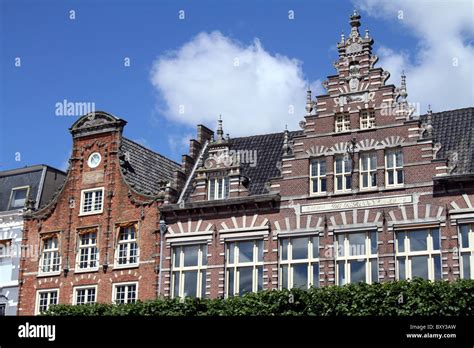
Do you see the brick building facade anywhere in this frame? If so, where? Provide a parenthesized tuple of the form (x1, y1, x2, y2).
(17, 12, 474, 313)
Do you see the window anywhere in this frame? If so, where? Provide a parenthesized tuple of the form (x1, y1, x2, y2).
(80, 188, 104, 215)
(360, 109, 375, 129)
(335, 114, 350, 133)
(0, 304, 5, 316)
(76, 230, 98, 271)
(115, 224, 139, 267)
(0, 240, 11, 258)
(396, 228, 442, 281)
(8, 186, 29, 209)
(208, 177, 229, 200)
(360, 152, 377, 189)
(36, 289, 58, 314)
(310, 159, 327, 194)
(74, 286, 97, 305)
(113, 283, 137, 304)
(39, 236, 61, 275)
(385, 149, 404, 186)
(226, 240, 264, 296)
(280, 236, 319, 289)
(334, 155, 352, 192)
(335, 231, 378, 285)
(171, 244, 207, 298)
(459, 224, 474, 279)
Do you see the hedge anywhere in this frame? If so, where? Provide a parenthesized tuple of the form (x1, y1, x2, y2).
(44, 278, 474, 316)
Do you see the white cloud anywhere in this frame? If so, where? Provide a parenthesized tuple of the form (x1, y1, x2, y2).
(355, 0, 474, 113)
(150, 31, 322, 136)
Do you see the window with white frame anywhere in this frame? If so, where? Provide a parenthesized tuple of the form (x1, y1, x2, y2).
(115, 224, 139, 267)
(334, 155, 352, 192)
(113, 283, 137, 304)
(76, 230, 98, 271)
(172, 244, 207, 298)
(8, 186, 29, 210)
(360, 152, 377, 189)
(396, 228, 442, 281)
(335, 114, 350, 133)
(226, 240, 263, 296)
(280, 236, 319, 289)
(360, 109, 375, 129)
(80, 188, 104, 215)
(36, 289, 58, 314)
(385, 149, 404, 186)
(459, 224, 474, 279)
(39, 236, 61, 275)
(336, 231, 378, 285)
(74, 286, 97, 305)
(310, 159, 327, 194)
(0, 240, 11, 258)
(208, 176, 229, 200)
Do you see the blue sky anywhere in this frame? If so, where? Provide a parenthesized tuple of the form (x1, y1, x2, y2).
(1, 0, 472, 172)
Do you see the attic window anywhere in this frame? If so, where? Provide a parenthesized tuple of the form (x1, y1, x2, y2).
(208, 177, 229, 200)
(8, 186, 29, 210)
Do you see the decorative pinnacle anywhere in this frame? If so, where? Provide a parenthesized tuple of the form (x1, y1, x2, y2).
(216, 114, 224, 142)
(340, 32, 345, 44)
(400, 71, 408, 99)
(349, 9, 361, 37)
(365, 29, 370, 39)
(305, 88, 313, 116)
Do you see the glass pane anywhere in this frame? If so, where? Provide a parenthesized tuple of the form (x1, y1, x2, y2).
(371, 173, 377, 187)
(336, 158, 342, 173)
(345, 158, 352, 172)
(337, 261, 346, 285)
(396, 151, 403, 166)
(411, 255, 429, 279)
(398, 257, 406, 280)
(432, 229, 440, 250)
(320, 160, 326, 175)
(433, 255, 442, 280)
(183, 271, 198, 298)
(362, 173, 368, 188)
(410, 230, 428, 252)
(397, 232, 405, 252)
(397, 170, 403, 184)
(387, 153, 394, 168)
(228, 243, 235, 264)
(281, 265, 288, 289)
(238, 267, 253, 295)
(388, 170, 394, 185)
(173, 247, 180, 267)
(292, 264, 308, 289)
(209, 179, 215, 200)
(370, 153, 377, 169)
(321, 178, 327, 192)
(228, 268, 234, 296)
(257, 240, 263, 262)
(183, 245, 199, 267)
(370, 231, 377, 254)
(173, 272, 180, 298)
(257, 266, 263, 291)
(348, 233, 366, 256)
(12, 188, 28, 208)
(201, 271, 207, 298)
(371, 259, 378, 283)
(350, 260, 366, 283)
(312, 263, 319, 287)
(238, 241, 254, 263)
(281, 239, 288, 261)
(337, 234, 345, 257)
(311, 160, 318, 177)
(459, 225, 470, 248)
(462, 253, 471, 279)
(337, 177, 342, 191)
(312, 237, 319, 258)
(361, 155, 368, 171)
(345, 175, 351, 189)
(292, 237, 308, 260)
(201, 244, 208, 266)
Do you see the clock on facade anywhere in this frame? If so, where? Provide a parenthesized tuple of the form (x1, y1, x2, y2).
(87, 152, 101, 168)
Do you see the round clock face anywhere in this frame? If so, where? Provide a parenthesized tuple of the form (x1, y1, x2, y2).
(87, 152, 101, 168)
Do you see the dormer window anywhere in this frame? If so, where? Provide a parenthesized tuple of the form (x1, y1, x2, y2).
(360, 109, 375, 129)
(208, 177, 229, 200)
(8, 186, 29, 210)
(335, 113, 350, 133)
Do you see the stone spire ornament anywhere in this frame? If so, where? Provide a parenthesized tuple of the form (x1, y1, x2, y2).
(305, 88, 315, 116)
(282, 125, 292, 156)
(349, 9, 361, 38)
(216, 115, 224, 142)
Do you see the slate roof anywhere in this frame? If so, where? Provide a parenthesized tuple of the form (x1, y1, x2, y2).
(182, 130, 303, 201)
(120, 138, 181, 196)
(423, 107, 474, 175)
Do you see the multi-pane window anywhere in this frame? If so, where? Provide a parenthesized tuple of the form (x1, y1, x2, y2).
(334, 155, 352, 192)
(208, 177, 229, 200)
(115, 224, 139, 267)
(335, 114, 350, 133)
(459, 224, 474, 279)
(0, 240, 11, 258)
(76, 231, 98, 270)
(36, 290, 58, 314)
(80, 188, 104, 215)
(172, 244, 207, 298)
(113, 283, 137, 304)
(396, 228, 442, 280)
(385, 149, 404, 186)
(226, 240, 264, 296)
(280, 236, 319, 289)
(8, 186, 29, 209)
(360, 109, 376, 129)
(336, 231, 378, 285)
(74, 286, 97, 305)
(310, 159, 327, 194)
(360, 152, 377, 189)
(39, 236, 61, 274)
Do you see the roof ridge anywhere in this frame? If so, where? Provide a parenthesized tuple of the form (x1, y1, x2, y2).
(122, 137, 180, 167)
(230, 129, 302, 141)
